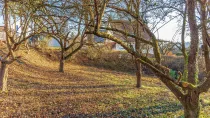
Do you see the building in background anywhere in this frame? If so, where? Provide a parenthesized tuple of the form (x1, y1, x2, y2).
(104, 20, 153, 54)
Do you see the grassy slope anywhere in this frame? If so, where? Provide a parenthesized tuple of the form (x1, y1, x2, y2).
(0, 49, 210, 117)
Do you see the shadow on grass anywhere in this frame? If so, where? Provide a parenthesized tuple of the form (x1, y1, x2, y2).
(62, 102, 182, 118)
(75, 63, 136, 75)
(9, 77, 132, 96)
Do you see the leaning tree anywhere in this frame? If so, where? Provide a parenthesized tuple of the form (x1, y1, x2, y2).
(84, 0, 210, 117)
(81, 0, 185, 88)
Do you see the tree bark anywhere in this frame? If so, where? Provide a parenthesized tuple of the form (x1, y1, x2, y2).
(184, 107, 200, 118)
(0, 62, 8, 92)
(1, 0, 9, 92)
(183, 91, 200, 118)
(182, 1, 201, 117)
(59, 50, 64, 73)
(135, 60, 142, 88)
(83, 0, 95, 46)
(133, 0, 143, 88)
(187, 0, 199, 84)
(181, 4, 188, 81)
(59, 59, 64, 73)
(135, 21, 142, 88)
(200, 1, 210, 72)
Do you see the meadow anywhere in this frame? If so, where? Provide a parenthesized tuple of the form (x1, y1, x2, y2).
(0, 50, 210, 117)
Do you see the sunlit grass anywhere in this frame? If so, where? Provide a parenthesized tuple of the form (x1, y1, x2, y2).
(0, 49, 209, 117)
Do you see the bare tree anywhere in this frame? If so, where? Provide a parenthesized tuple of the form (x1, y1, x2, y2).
(34, 1, 86, 72)
(84, 0, 210, 117)
(0, 0, 45, 91)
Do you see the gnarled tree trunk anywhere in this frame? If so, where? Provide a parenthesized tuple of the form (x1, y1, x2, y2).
(183, 90, 200, 118)
(184, 106, 200, 118)
(182, 0, 200, 117)
(0, 62, 8, 92)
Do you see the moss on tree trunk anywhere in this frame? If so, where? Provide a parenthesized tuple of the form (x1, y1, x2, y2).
(182, 90, 200, 118)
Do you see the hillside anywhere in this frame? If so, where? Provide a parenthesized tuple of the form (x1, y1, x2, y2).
(0, 49, 210, 117)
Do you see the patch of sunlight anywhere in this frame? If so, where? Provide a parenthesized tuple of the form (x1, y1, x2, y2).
(142, 85, 166, 91)
(114, 86, 166, 100)
(18, 49, 57, 68)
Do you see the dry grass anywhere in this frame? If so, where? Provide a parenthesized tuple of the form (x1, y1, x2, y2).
(0, 49, 210, 117)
